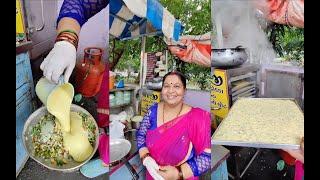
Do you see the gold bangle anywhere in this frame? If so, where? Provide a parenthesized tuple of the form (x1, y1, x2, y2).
(58, 32, 78, 41)
(58, 29, 79, 39)
(56, 33, 78, 44)
(56, 36, 77, 44)
(55, 31, 79, 49)
(55, 37, 78, 49)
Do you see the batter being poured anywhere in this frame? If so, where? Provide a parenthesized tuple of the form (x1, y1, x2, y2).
(39, 80, 93, 162)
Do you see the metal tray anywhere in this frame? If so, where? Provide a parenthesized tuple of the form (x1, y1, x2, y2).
(22, 104, 100, 172)
(211, 139, 300, 149)
(212, 98, 304, 150)
(109, 138, 131, 163)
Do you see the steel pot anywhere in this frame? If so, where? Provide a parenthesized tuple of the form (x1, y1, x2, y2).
(131, 116, 143, 129)
(131, 121, 140, 129)
(211, 46, 248, 67)
(22, 104, 99, 172)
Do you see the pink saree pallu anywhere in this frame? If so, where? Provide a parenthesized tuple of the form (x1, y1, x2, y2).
(145, 108, 211, 180)
(295, 160, 304, 180)
(98, 133, 109, 165)
(97, 65, 109, 128)
(97, 67, 109, 164)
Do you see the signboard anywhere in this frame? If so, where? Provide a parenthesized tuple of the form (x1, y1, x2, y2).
(211, 69, 230, 119)
(140, 91, 161, 116)
(16, 0, 25, 34)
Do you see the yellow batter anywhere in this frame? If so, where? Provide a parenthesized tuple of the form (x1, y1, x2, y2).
(47, 83, 73, 132)
(63, 112, 93, 162)
(45, 83, 93, 162)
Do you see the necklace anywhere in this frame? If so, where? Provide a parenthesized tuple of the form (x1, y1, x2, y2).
(162, 103, 184, 126)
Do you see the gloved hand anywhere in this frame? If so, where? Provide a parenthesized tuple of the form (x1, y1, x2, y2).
(148, 166, 164, 180)
(40, 40, 77, 84)
(143, 156, 164, 180)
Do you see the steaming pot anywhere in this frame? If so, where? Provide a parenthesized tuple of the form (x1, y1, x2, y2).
(211, 46, 248, 67)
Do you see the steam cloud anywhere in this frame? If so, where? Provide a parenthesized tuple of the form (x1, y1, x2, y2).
(212, 0, 276, 65)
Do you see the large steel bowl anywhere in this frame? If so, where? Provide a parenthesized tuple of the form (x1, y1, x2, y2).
(211, 46, 248, 67)
(22, 104, 100, 172)
(109, 138, 131, 163)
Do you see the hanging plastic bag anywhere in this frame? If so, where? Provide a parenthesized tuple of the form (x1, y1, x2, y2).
(110, 119, 125, 139)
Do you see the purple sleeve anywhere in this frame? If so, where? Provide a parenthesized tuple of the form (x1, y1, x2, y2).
(57, 0, 109, 27)
(136, 103, 158, 150)
(136, 108, 152, 150)
(186, 151, 211, 176)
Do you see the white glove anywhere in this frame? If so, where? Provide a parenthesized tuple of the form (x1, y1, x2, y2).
(40, 41, 76, 84)
(147, 166, 164, 180)
(143, 156, 164, 180)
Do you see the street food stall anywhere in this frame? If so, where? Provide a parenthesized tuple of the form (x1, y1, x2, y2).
(107, 0, 227, 179)
(107, 0, 185, 179)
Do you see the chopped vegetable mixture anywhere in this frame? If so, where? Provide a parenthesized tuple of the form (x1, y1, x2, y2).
(30, 112, 96, 166)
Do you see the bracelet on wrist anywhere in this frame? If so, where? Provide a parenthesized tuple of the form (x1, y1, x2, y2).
(55, 36, 78, 49)
(140, 153, 150, 163)
(58, 29, 79, 39)
(56, 35, 78, 45)
(55, 30, 79, 49)
(57, 31, 78, 42)
(55, 38, 78, 49)
(176, 165, 183, 180)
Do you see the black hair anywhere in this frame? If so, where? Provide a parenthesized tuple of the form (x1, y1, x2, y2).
(162, 70, 187, 89)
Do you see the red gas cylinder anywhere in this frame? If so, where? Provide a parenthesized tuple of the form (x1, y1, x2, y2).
(75, 47, 105, 97)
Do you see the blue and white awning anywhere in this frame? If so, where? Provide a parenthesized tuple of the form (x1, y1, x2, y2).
(109, 0, 184, 41)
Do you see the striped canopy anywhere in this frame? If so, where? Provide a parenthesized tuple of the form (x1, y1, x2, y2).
(109, 0, 184, 41)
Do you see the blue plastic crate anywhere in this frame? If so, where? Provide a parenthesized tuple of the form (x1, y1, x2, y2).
(16, 91, 33, 176)
(16, 52, 35, 176)
(16, 53, 35, 96)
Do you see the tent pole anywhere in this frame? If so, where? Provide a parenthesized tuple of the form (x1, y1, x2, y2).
(137, 36, 147, 115)
(139, 36, 146, 88)
(165, 50, 168, 73)
(215, 13, 223, 48)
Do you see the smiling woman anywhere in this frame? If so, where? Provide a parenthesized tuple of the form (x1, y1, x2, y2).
(136, 70, 211, 180)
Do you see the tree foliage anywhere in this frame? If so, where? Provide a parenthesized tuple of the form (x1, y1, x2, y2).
(160, 0, 212, 90)
(109, 0, 212, 90)
(266, 24, 304, 66)
(160, 0, 211, 35)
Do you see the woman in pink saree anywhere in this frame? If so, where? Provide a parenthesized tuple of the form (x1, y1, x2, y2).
(137, 71, 211, 180)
